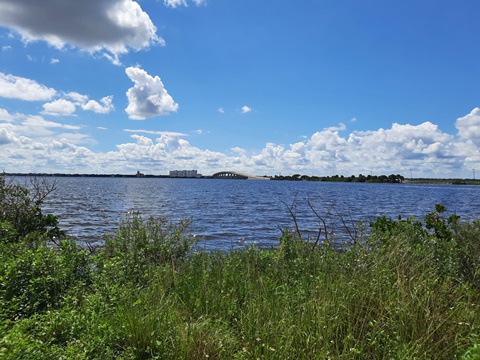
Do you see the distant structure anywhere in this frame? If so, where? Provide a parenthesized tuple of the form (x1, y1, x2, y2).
(212, 171, 248, 179)
(169, 170, 200, 178)
(135, 170, 145, 177)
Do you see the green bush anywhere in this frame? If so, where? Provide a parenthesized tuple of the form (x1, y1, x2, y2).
(0, 176, 92, 321)
(370, 204, 480, 287)
(0, 220, 17, 243)
(0, 176, 63, 242)
(95, 214, 198, 286)
(0, 238, 92, 320)
(455, 220, 480, 288)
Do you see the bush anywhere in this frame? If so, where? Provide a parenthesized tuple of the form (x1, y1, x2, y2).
(0, 238, 92, 320)
(455, 220, 480, 288)
(0, 175, 63, 242)
(95, 214, 198, 286)
(0, 176, 92, 321)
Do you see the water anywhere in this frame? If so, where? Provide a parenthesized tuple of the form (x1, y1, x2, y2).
(34, 177, 480, 250)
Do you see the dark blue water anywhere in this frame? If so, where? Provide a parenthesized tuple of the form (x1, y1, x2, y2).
(37, 177, 480, 250)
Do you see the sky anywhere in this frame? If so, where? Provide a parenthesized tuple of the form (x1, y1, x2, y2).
(0, 0, 480, 178)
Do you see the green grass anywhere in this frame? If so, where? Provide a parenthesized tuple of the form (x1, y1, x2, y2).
(0, 201, 480, 358)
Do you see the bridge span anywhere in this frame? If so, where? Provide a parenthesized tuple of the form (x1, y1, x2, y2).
(212, 171, 269, 180)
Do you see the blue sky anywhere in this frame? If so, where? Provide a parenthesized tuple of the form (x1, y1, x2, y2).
(0, 0, 480, 178)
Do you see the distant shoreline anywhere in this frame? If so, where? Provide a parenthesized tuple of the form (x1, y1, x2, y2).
(2, 172, 215, 179)
(2, 173, 479, 185)
(4, 172, 171, 178)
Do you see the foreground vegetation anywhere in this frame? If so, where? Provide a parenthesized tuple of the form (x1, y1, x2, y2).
(1, 176, 480, 359)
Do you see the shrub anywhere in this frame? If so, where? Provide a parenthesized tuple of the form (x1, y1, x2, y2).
(455, 220, 480, 288)
(95, 215, 198, 286)
(0, 175, 63, 242)
(0, 238, 93, 320)
(0, 176, 92, 321)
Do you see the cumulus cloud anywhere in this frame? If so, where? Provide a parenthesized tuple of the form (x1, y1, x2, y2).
(0, 0, 162, 60)
(241, 105, 252, 113)
(42, 99, 77, 116)
(125, 67, 178, 120)
(66, 92, 89, 105)
(81, 96, 114, 114)
(0, 72, 56, 101)
(0, 128, 17, 145)
(456, 107, 480, 142)
(0, 108, 16, 122)
(50, 58, 59, 64)
(231, 147, 246, 155)
(42, 92, 115, 115)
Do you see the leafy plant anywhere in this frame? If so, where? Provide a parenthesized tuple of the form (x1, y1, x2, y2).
(0, 175, 63, 242)
(96, 214, 198, 286)
(0, 238, 92, 320)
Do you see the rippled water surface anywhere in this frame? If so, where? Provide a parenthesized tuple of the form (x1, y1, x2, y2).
(36, 177, 480, 250)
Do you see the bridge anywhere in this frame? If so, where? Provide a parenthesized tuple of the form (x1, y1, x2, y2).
(212, 171, 269, 180)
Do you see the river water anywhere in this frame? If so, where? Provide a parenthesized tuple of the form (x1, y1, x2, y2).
(34, 177, 480, 250)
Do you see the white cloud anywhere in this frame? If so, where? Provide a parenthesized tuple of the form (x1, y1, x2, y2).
(66, 92, 89, 105)
(0, 72, 56, 101)
(0, 128, 17, 145)
(57, 132, 97, 145)
(164, 0, 206, 7)
(0, 108, 16, 122)
(61, 92, 115, 114)
(241, 105, 252, 113)
(125, 67, 178, 120)
(50, 58, 60, 64)
(0, 114, 81, 139)
(42, 99, 77, 116)
(81, 96, 114, 114)
(2, 45, 11, 51)
(0, 0, 162, 61)
(22, 116, 80, 131)
(231, 147, 246, 155)
(102, 53, 123, 66)
(324, 123, 346, 132)
(164, 0, 188, 7)
(124, 129, 187, 137)
(456, 107, 480, 142)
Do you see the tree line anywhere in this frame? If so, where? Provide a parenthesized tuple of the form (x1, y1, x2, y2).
(272, 173, 405, 183)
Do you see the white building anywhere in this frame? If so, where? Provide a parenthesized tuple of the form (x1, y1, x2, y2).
(169, 170, 199, 178)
